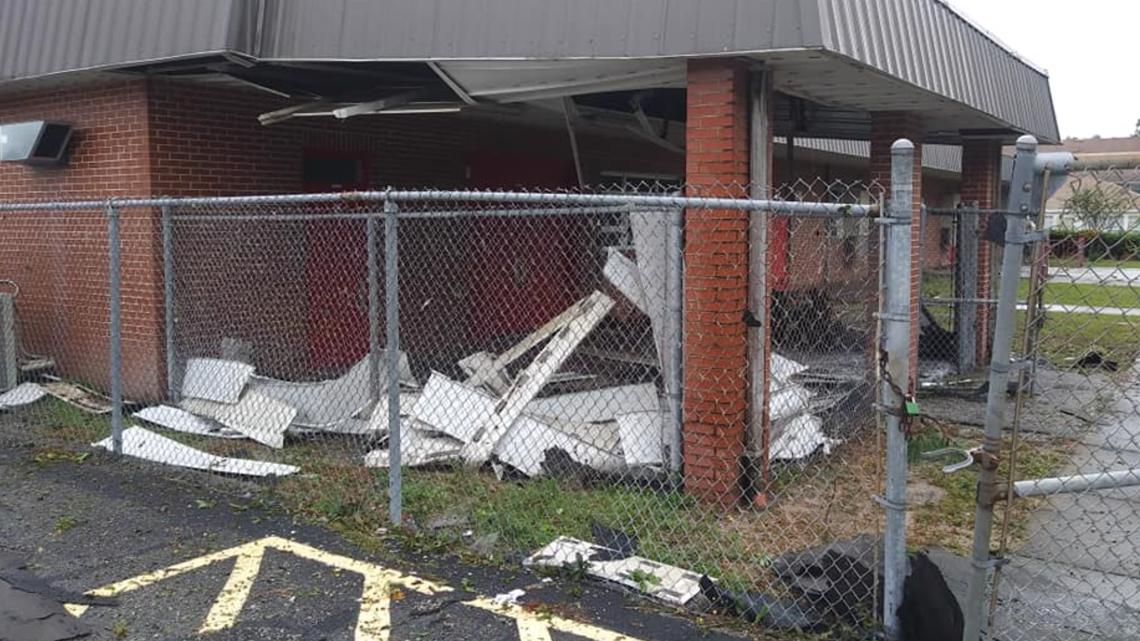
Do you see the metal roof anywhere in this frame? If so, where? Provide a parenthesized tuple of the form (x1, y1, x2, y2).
(0, 0, 1059, 142)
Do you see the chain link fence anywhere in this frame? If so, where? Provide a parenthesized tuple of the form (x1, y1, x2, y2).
(2, 177, 966, 637)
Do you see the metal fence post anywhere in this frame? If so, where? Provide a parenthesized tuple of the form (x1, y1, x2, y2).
(882, 139, 915, 640)
(161, 205, 178, 402)
(384, 198, 402, 526)
(666, 205, 684, 476)
(367, 215, 381, 404)
(962, 135, 1038, 641)
(107, 201, 124, 455)
(956, 203, 980, 373)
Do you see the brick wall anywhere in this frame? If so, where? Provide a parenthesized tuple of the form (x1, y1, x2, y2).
(870, 113, 923, 391)
(2, 77, 685, 398)
(682, 59, 751, 507)
(0, 79, 164, 398)
(961, 139, 1001, 366)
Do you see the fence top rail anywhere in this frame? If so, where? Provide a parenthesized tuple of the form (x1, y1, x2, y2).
(0, 189, 880, 216)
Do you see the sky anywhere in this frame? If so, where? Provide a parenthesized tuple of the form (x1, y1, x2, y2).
(947, 0, 1138, 139)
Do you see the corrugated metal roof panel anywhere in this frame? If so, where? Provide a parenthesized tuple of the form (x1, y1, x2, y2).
(0, 0, 242, 81)
(0, 0, 1057, 142)
(260, 0, 821, 61)
(818, 0, 1059, 142)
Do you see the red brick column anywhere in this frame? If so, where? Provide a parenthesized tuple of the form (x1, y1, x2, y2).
(960, 139, 1002, 366)
(683, 59, 751, 507)
(870, 113, 923, 391)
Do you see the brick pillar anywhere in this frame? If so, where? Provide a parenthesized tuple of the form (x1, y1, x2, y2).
(960, 139, 1002, 366)
(870, 113, 923, 391)
(683, 59, 751, 507)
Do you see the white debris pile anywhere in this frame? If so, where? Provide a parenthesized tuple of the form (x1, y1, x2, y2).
(365, 290, 668, 476)
(759, 354, 841, 461)
(133, 351, 421, 451)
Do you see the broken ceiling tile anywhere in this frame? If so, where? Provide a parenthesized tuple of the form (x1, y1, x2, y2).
(615, 411, 665, 467)
(180, 357, 255, 404)
(495, 416, 624, 477)
(411, 371, 497, 443)
(133, 405, 244, 439)
(463, 291, 615, 465)
(770, 414, 841, 461)
(41, 380, 112, 414)
(603, 248, 648, 313)
(93, 426, 298, 476)
(181, 391, 297, 449)
(363, 421, 463, 468)
(0, 382, 45, 409)
(527, 383, 659, 424)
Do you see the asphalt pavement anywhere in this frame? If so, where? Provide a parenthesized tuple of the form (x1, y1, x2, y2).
(0, 442, 746, 641)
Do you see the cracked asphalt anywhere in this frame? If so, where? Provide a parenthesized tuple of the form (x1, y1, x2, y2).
(0, 439, 747, 641)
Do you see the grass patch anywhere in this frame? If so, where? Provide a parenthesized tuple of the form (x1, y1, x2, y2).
(30, 397, 112, 444)
(1016, 309, 1140, 366)
(910, 424, 1073, 555)
(1021, 280, 1140, 310)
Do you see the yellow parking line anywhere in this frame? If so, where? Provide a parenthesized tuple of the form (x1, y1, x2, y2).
(516, 617, 555, 641)
(198, 546, 266, 634)
(464, 597, 644, 641)
(64, 536, 648, 641)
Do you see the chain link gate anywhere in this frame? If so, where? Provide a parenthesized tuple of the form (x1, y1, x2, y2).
(942, 139, 1140, 641)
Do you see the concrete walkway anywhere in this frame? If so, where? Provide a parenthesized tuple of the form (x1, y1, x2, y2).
(1021, 266, 1140, 287)
(1018, 302, 1140, 317)
(992, 362, 1140, 640)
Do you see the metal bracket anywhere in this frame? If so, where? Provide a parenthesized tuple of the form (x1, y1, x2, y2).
(922, 447, 981, 474)
(1009, 229, 1047, 245)
(873, 494, 909, 512)
(874, 217, 911, 226)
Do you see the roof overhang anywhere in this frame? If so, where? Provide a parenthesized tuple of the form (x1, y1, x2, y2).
(0, 0, 1060, 144)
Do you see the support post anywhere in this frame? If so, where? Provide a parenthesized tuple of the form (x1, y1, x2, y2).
(962, 135, 1038, 641)
(161, 205, 178, 402)
(666, 206, 684, 476)
(384, 199, 402, 526)
(956, 204, 980, 373)
(882, 139, 916, 640)
(367, 216, 381, 404)
(748, 66, 773, 503)
(107, 202, 124, 455)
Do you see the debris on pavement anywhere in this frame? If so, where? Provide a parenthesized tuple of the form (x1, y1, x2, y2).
(524, 536, 704, 607)
(133, 405, 245, 439)
(0, 577, 91, 641)
(0, 552, 116, 607)
(0, 382, 45, 409)
(698, 575, 822, 631)
(93, 426, 299, 477)
(491, 589, 526, 606)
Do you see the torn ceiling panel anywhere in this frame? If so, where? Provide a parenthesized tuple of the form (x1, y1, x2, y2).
(435, 59, 685, 104)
